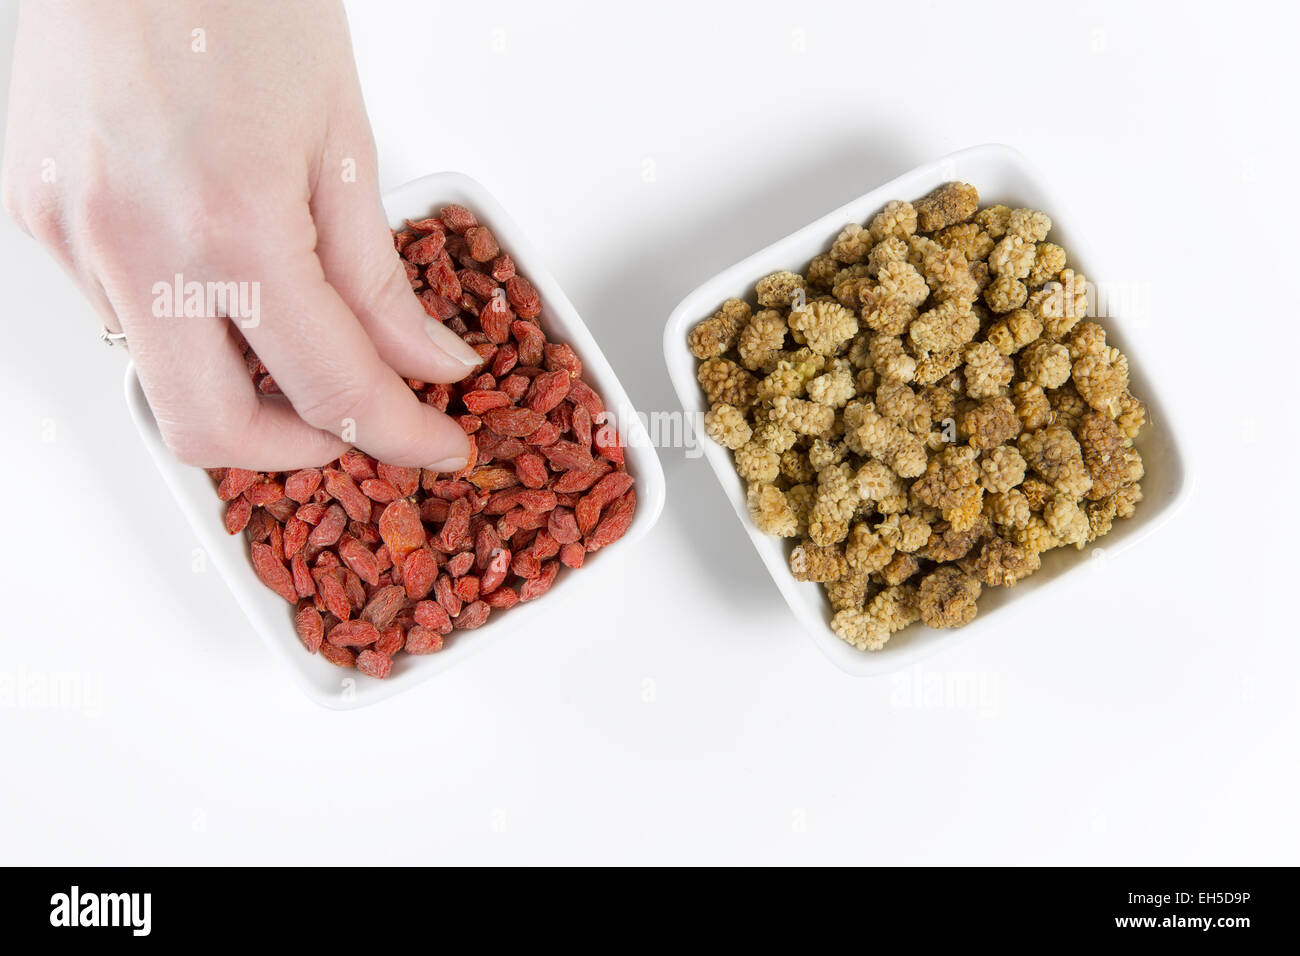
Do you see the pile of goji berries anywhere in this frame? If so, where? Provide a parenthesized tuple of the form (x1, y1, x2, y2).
(210, 204, 636, 679)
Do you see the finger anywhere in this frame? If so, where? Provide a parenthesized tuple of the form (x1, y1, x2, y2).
(241, 240, 471, 470)
(310, 135, 482, 383)
(115, 300, 349, 469)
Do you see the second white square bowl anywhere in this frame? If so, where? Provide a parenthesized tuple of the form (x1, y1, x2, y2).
(663, 144, 1190, 676)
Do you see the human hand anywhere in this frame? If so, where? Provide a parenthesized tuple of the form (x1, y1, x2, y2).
(2, 0, 477, 470)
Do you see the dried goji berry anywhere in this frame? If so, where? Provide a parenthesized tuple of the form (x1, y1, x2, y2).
(462, 389, 511, 415)
(404, 230, 447, 265)
(547, 507, 581, 545)
(339, 449, 379, 482)
(553, 460, 613, 493)
(435, 574, 462, 617)
(511, 319, 545, 366)
(543, 343, 581, 379)
(426, 255, 462, 299)
(559, 541, 585, 569)
(356, 648, 393, 679)
(283, 516, 309, 558)
(505, 276, 542, 319)
(360, 584, 408, 630)
(479, 296, 514, 343)
(328, 619, 379, 648)
(481, 406, 546, 438)
(413, 600, 452, 634)
(514, 452, 548, 489)
(405, 625, 444, 654)
(585, 488, 636, 552)
(291, 553, 316, 598)
(484, 586, 520, 609)
(284, 468, 322, 503)
(453, 575, 480, 603)
(307, 503, 347, 549)
(419, 290, 460, 321)
(480, 548, 511, 593)
(541, 440, 595, 471)
(314, 569, 351, 621)
(323, 468, 372, 522)
(491, 254, 516, 282)
(295, 603, 324, 654)
(360, 478, 401, 502)
(519, 561, 559, 601)
(440, 204, 478, 234)
(251, 542, 297, 604)
(376, 463, 420, 497)
(295, 501, 327, 525)
(458, 268, 497, 300)
(225, 496, 253, 534)
(378, 499, 424, 562)
(402, 547, 439, 600)
(455, 600, 491, 630)
(375, 624, 405, 657)
(320, 643, 356, 668)
(467, 466, 519, 492)
(530, 529, 560, 561)
(446, 551, 475, 577)
(218, 468, 258, 501)
(571, 403, 593, 447)
(338, 535, 381, 586)
(434, 497, 473, 552)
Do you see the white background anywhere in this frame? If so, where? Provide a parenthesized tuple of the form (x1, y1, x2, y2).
(1, 0, 1297, 865)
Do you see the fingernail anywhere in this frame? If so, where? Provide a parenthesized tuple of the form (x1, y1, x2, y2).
(426, 455, 468, 472)
(425, 317, 484, 367)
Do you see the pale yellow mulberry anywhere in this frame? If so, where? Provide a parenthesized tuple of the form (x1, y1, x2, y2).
(910, 300, 979, 352)
(688, 298, 749, 359)
(704, 402, 751, 450)
(1028, 242, 1067, 288)
(734, 441, 780, 483)
(1008, 208, 1051, 243)
(788, 299, 859, 355)
(987, 488, 1030, 529)
(790, 539, 848, 581)
(915, 182, 979, 232)
(808, 463, 858, 546)
(988, 234, 1035, 279)
(1020, 339, 1073, 388)
(806, 360, 857, 408)
(964, 341, 1015, 399)
(1019, 425, 1093, 498)
(868, 200, 919, 242)
(748, 482, 798, 537)
(918, 566, 981, 628)
(737, 309, 789, 372)
(771, 395, 836, 437)
(830, 223, 872, 264)
(978, 444, 1027, 493)
(755, 270, 807, 308)
(698, 357, 758, 409)
(983, 273, 1028, 313)
(876, 259, 930, 308)
(1044, 493, 1089, 549)
(1073, 346, 1129, 417)
(972, 535, 1040, 587)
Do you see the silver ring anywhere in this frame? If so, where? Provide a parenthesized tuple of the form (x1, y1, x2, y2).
(100, 327, 127, 348)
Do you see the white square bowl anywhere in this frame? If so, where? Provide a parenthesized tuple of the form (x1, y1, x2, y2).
(126, 171, 665, 708)
(663, 144, 1191, 676)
